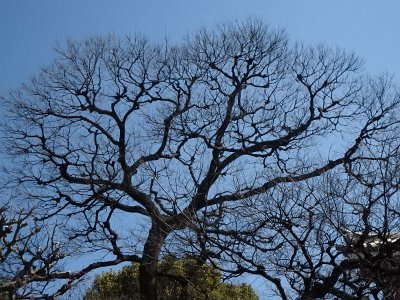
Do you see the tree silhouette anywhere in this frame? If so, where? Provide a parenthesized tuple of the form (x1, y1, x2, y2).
(2, 19, 400, 299)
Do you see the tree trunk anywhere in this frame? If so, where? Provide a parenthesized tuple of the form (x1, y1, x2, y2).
(139, 223, 166, 300)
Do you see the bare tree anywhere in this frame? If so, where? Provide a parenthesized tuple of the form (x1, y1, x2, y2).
(0, 199, 70, 299)
(2, 20, 400, 299)
(195, 128, 400, 299)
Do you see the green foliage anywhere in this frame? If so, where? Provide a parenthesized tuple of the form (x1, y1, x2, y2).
(84, 256, 258, 300)
(84, 263, 140, 300)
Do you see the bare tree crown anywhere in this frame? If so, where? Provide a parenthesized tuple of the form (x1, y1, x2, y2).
(2, 20, 400, 299)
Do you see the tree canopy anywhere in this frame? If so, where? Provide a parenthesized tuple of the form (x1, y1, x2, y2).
(84, 256, 258, 300)
(2, 19, 400, 299)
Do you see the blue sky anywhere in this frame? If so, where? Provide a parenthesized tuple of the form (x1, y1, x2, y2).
(1, 1, 400, 298)
(1, 1, 400, 97)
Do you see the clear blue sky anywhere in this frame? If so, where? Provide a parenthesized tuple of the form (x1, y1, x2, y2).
(1, 0, 400, 97)
(1, 1, 400, 298)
